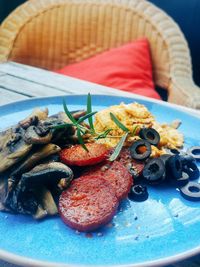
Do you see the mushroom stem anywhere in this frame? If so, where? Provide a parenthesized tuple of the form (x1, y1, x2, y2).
(34, 185, 58, 217)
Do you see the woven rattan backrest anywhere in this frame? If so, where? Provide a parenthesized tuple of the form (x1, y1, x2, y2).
(0, 0, 192, 90)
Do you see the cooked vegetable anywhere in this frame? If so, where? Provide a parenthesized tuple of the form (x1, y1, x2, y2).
(130, 140, 151, 160)
(179, 154, 195, 165)
(10, 144, 61, 177)
(128, 184, 148, 202)
(4, 162, 73, 215)
(174, 171, 189, 187)
(166, 155, 182, 179)
(0, 126, 32, 173)
(180, 182, 200, 201)
(60, 143, 109, 166)
(0, 175, 8, 211)
(19, 162, 73, 187)
(34, 185, 58, 217)
(139, 128, 160, 146)
(182, 161, 200, 180)
(19, 108, 48, 129)
(143, 158, 165, 184)
(0, 106, 83, 173)
(159, 154, 172, 165)
(24, 125, 53, 144)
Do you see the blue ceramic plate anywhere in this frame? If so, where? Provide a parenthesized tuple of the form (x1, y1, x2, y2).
(0, 95, 200, 267)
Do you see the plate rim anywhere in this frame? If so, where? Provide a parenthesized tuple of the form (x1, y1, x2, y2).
(0, 93, 199, 119)
(1, 245, 200, 267)
(0, 94, 200, 267)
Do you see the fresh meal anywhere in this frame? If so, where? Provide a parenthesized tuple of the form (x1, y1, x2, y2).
(0, 94, 199, 232)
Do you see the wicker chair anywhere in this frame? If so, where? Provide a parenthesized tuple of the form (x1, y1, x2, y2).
(0, 0, 200, 108)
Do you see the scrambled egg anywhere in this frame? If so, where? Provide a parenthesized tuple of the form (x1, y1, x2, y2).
(93, 102, 184, 154)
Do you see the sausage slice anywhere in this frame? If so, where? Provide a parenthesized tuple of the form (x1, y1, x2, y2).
(84, 161, 133, 201)
(59, 175, 118, 232)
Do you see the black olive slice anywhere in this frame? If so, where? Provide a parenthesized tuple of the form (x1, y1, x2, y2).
(186, 146, 200, 161)
(166, 155, 182, 179)
(183, 161, 199, 180)
(143, 158, 165, 184)
(139, 128, 160, 146)
(130, 140, 151, 161)
(180, 182, 200, 201)
(128, 184, 148, 202)
(160, 154, 172, 165)
(169, 148, 181, 155)
(174, 171, 189, 187)
(180, 154, 195, 166)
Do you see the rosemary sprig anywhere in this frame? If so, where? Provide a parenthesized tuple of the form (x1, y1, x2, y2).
(76, 111, 97, 124)
(110, 112, 129, 132)
(131, 125, 138, 136)
(109, 132, 129, 161)
(108, 112, 138, 161)
(61, 97, 97, 150)
(95, 129, 113, 140)
(54, 94, 138, 154)
(63, 99, 77, 124)
(87, 93, 95, 133)
(77, 128, 89, 151)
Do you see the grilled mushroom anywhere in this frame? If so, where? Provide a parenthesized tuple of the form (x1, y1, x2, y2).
(0, 175, 8, 211)
(0, 108, 87, 173)
(24, 125, 53, 144)
(0, 127, 32, 173)
(6, 143, 61, 193)
(19, 108, 48, 129)
(4, 162, 73, 216)
(20, 162, 73, 187)
(0, 108, 49, 173)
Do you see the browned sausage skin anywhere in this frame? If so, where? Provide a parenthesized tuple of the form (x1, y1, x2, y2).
(59, 175, 119, 232)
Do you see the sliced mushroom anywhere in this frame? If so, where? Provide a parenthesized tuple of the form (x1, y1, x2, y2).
(21, 162, 73, 186)
(0, 127, 32, 173)
(24, 126, 53, 144)
(0, 175, 8, 211)
(23, 109, 85, 145)
(11, 144, 61, 177)
(34, 185, 58, 217)
(33, 205, 48, 220)
(19, 108, 48, 129)
(3, 162, 73, 216)
(7, 144, 61, 191)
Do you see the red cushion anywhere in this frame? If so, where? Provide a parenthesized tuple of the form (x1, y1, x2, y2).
(55, 38, 161, 100)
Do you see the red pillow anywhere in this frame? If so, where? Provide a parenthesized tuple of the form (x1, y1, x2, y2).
(55, 39, 161, 100)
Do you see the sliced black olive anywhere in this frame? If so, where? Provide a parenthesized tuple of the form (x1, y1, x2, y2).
(128, 184, 148, 202)
(180, 182, 200, 201)
(186, 146, 200, 161)
(183, 161, 199, 180)
(166, 155, 182, 180)
(139, 128, 160, 146)
(130, 140, 151, 161)
(173, 171, 189, 187)
(179, 154, 195, 166)
(143, 158, 165, 184)
(169, 148, 181, 155)
(160, 154, 172, 165)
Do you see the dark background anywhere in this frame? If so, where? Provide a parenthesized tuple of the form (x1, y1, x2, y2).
(0, 0, 199, 87)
